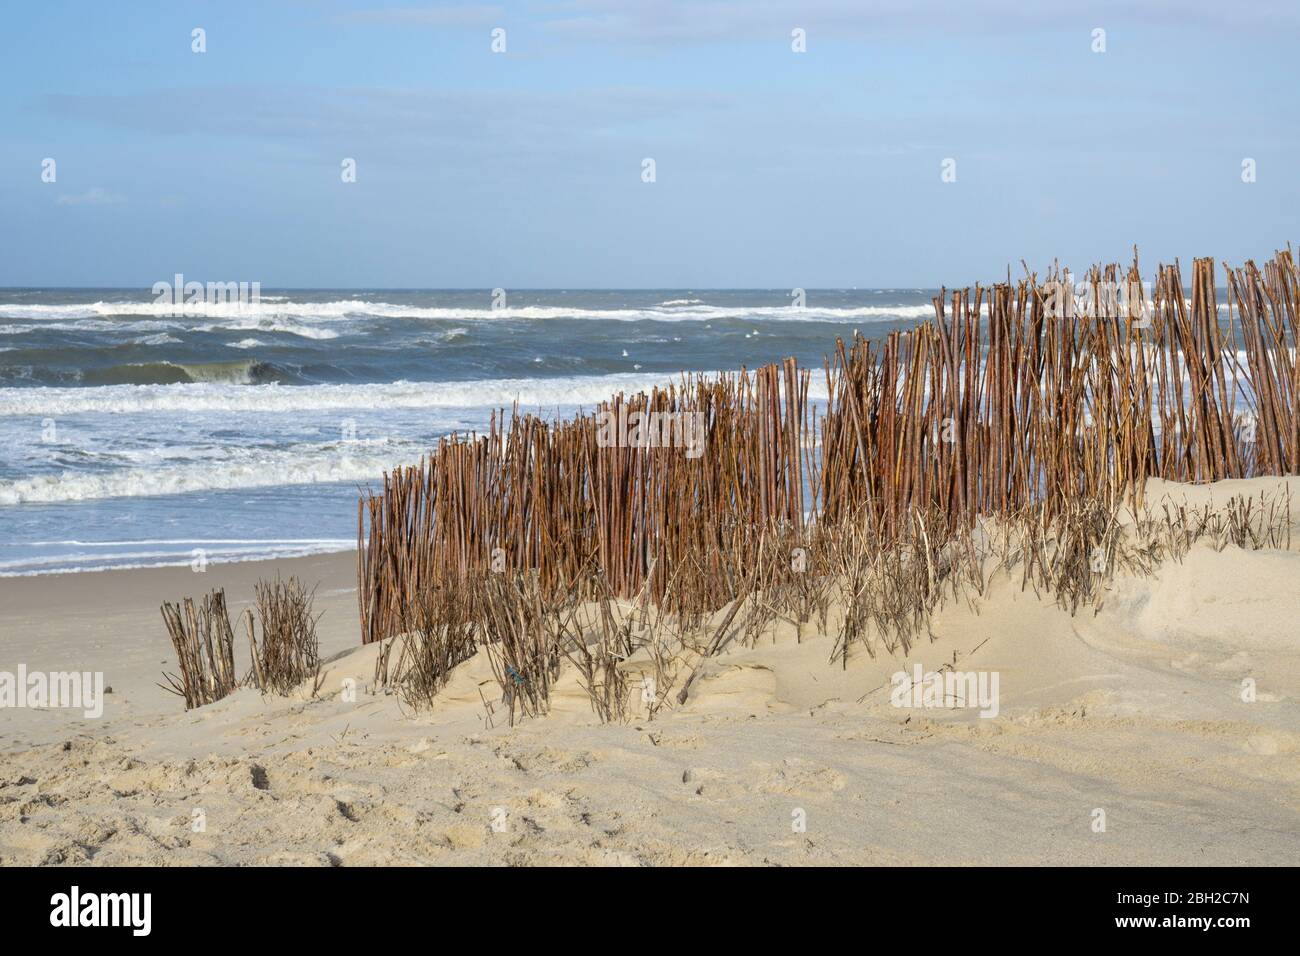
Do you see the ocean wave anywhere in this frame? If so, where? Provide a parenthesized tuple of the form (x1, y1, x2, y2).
(0, 371, 823, 417)
(0, 301, 292, 320)
(77, 359, 288, 387)
(21, 537, 355, 547)
(0, 539, 355, 576)
(0, 299, 935, 324)
(193, 319, 340, 340)
(0, 440, 414, 504)
(0, 316, 341, 342)
(130, 333, 183, 346)
(0, 319, 183, 336)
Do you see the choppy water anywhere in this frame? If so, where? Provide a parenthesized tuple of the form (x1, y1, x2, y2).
(0, 288, 934, 574)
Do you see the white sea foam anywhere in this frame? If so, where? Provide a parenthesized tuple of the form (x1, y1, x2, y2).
(0, 299, 934, 324)
(0, 539, 356, 577)
(22, 537, 353, 548)
(192, 319, 340, 339)
(0, 320, 183, 335)
(0, 371, 820, 417)
(0, 317, 342, 341)
(3, 297, 1250, 325)
(0, 440, 414, 505)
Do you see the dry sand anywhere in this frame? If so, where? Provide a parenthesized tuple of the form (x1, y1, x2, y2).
(1, 478, 1298, 866)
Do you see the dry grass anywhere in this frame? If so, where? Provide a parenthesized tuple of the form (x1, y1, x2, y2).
(246, 576, 322, 695)
(160, 589, 239, 710)
(163, 578, 325, 710)
(375, 582, 478, 709)
(476, 571, 565, 726)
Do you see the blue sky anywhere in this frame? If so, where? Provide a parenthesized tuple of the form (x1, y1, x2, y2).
(1, 0, 1297, 288)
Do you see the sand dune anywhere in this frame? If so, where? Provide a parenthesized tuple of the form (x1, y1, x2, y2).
(1, 479, 1297, 866)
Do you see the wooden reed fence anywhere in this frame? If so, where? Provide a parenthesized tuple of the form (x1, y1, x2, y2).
(358, 251, 1298, 644)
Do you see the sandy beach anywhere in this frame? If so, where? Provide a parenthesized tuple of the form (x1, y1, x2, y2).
(0, 552, 360, 741)
(2, 477, 1296, 867)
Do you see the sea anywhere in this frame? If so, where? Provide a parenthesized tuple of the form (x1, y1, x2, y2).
(0, 289, 936, 575)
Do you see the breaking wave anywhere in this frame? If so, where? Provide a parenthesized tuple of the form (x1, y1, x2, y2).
(0, 439, 415, 505)
(78, 359, 289, 386)
(0, 370, 819, 417)
(0, 299, 935, 324)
